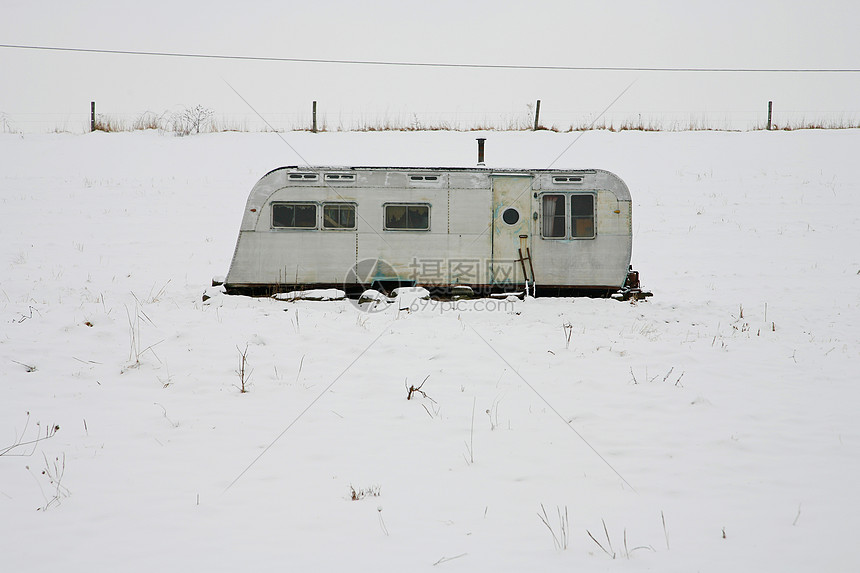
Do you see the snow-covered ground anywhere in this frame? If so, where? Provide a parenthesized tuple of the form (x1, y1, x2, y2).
(1, 129, 858, 571)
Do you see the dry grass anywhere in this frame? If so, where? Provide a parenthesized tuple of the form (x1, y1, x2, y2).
(755, 117, 860, 131)
(92, 115, 130, 132)
(132, 111, 163, 131)
(210, 115, 250, 133)
(349, 484, 381, 500)
(72, 107, 860, 135)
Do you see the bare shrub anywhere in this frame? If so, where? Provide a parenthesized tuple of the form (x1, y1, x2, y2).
(172, 105, 213, 136)
(236, 344, 252, 393)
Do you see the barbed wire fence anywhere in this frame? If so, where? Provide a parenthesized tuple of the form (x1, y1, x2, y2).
(2, 103, 858, 135)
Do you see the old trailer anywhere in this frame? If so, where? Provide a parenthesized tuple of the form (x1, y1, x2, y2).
(223, 165, 643, 298)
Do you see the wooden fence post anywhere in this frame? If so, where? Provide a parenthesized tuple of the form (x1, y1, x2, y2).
(533, 99, 541, 130)
(767, 101, 773, 131)
(312, 101, 317, 133)
(91, 101, 96, 132)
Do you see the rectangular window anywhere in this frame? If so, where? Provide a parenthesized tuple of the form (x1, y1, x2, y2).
(570, 195, 595, 238)
(541, 195, 566, 238)
(322, 203, 356, 229)
(384, 204, 430, 230)
(272, 203, 317, 228)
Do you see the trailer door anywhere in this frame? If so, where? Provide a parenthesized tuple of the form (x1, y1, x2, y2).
(490, 175, 533, 287)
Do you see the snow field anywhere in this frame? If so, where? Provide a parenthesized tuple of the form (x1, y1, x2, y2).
(1, 129, 859, 571)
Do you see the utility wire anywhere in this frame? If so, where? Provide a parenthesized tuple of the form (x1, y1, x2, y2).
(2, 44, 858, 73)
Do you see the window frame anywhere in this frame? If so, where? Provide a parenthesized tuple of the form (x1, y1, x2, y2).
(539, 193, 596, 240)
(540, 194, 567, 239)
(321, 202, 357, 231)
(569, 194, 596, 239)
(383, 202, 431, 231)
(271, 202, 319, 230)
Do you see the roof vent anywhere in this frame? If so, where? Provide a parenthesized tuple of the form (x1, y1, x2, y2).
(553, 175, 583, 184)
(288, 173, 319, 181)
(325, 173, 356, 182)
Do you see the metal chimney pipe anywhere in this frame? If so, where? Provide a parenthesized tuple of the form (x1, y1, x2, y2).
(476, 138, 486, 165)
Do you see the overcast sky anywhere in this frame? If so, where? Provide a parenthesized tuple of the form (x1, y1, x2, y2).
(3, 0, 858, 131)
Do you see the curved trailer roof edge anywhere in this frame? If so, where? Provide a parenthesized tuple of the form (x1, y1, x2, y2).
(239, 166, 630, 231)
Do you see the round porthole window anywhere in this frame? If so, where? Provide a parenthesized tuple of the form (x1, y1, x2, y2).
(502, 207, 520, 225)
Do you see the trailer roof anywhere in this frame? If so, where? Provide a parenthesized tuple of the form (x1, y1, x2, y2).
(270, 165, 600, 174)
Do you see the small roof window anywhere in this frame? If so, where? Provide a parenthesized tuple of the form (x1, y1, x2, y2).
(288, 173, 319, 181)
(324, 173, 356, 182)
(553, 175, 584, 184)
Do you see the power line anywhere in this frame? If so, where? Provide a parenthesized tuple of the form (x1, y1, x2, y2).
(2, 43, 859, 73)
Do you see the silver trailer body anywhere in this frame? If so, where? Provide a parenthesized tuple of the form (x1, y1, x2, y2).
(224, 166, 633, 296)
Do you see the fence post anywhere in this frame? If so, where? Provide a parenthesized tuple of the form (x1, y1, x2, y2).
(533, 99, 541, 130)
(91, 101, 96, 132)
(312, 101, 317, 133)
(767, 101, 773, 131)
